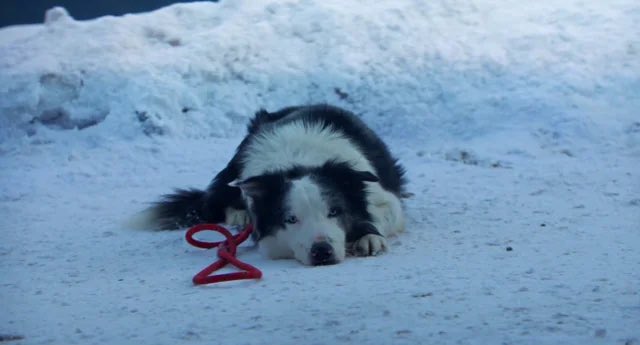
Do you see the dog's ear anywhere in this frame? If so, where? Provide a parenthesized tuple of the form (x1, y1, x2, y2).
(229, 175, 283, 198)
(354, 170, 379, 182)
(319, 161, 380, 184)
(229, 177, 264, 198)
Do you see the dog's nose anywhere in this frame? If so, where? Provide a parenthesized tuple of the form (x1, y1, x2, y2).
(310, 241, 337, 266)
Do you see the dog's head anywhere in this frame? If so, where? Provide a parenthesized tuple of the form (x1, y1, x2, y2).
(231, 161, 378, 266)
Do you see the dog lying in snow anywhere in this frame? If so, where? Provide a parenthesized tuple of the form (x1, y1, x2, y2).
(143, 104, 406, 266)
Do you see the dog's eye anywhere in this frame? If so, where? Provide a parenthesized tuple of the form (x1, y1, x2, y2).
(328, 207, 342, 217)
(285, 215, 298, 224)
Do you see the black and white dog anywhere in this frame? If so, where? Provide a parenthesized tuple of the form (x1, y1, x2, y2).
(143, 104, 406, 266)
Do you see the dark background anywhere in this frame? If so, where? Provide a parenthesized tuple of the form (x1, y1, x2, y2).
(1, 1, 216, 28)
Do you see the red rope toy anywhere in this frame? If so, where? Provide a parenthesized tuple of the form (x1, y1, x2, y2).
(185, 223, 262, 285)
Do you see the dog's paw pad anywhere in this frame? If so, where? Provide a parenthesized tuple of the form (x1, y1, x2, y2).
(354, 234, 387, 256)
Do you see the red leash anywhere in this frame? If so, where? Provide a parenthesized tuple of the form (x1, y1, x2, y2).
(185, 223, 262, 285)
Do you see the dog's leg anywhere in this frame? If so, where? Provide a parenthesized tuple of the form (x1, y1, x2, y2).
(367, 184, 405, 235)
(348, 184, 405, 256)
(348, 222, 388, 256)
(224, 207, 250, 226)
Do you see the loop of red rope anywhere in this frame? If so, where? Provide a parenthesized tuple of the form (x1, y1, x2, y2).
(185, 223, 262, 285)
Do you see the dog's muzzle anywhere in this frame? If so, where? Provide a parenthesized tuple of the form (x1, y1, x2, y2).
(310, 241, 337, 266)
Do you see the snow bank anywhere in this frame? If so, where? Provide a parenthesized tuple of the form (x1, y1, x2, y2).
(1, 0, 638, 148)
(1, 1, 639, 345)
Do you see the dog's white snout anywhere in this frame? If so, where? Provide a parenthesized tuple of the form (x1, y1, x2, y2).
(314, 234, 328, 242)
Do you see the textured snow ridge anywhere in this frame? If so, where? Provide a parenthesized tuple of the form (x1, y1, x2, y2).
(1, 1, 639, 345)
(1, 0, 639, 146)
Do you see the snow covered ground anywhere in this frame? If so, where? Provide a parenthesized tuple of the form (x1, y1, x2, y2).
(1, 1, 639, 344)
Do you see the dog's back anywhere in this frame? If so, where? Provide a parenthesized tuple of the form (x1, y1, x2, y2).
(242, 104, 405, 196)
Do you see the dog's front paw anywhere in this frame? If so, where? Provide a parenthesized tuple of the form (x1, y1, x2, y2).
(225, 207, 250, 226)
(353, 234, 388, 256)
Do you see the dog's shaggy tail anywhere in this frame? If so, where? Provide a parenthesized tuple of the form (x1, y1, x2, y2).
(128, 188, 208, 230)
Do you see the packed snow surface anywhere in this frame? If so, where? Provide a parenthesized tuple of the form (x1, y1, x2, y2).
(1, 1, 638, 344)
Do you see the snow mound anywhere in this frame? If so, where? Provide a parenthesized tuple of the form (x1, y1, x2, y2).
(1, 2, 640, 345)
(1, 0, 638, 148)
